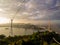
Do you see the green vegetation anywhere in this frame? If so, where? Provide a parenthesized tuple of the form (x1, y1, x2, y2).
(0, 31, 60, 45)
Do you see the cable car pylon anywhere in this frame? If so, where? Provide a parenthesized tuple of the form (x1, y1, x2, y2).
(47, 20, 60, 44)
(10, 0, 25, 36)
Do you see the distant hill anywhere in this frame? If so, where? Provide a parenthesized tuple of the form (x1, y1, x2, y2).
(0, 23, 60, 33)
(0, 23, 41, 29)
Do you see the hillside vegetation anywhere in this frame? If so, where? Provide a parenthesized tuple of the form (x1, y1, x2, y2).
(0, 31, 60, 45)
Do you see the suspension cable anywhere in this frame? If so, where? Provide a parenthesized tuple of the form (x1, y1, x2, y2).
(10, 0, 25, 36)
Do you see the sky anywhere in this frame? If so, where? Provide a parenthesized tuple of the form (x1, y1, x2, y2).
(0, 0, 60, 24)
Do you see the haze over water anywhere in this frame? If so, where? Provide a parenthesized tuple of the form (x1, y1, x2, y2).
(0, 21, 60, 37)
(0, 27, 34, 36)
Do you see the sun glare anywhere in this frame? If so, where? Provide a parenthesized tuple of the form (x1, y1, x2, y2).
(0, 17, 10, 24)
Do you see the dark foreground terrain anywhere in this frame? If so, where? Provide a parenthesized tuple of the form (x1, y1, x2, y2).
(0, 31, 60, 45)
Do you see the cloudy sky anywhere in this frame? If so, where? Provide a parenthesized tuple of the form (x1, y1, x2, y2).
(0, 0, 60, 24)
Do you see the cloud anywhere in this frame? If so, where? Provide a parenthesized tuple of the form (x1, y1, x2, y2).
(0, 0, 60, 21)
(56, 0, 60, 6)
(41, 6, 60, 20)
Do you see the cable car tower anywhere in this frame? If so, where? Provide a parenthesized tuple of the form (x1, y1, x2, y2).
(47, 20, 60, 44)
(10, 0, 25, 36)
(47, 20, 52, 32)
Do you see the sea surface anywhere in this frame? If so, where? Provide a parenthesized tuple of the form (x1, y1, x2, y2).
(0, 27, 35, 36)
(0, 23, 60, 36)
